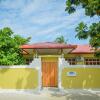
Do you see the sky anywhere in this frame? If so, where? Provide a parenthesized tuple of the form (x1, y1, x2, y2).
(0, 0, 99, 44)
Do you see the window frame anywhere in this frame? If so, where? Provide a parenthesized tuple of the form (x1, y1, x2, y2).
(65, 58, 77, 65)
(25, 58, 33, 65)
(84, 58, 100, 65)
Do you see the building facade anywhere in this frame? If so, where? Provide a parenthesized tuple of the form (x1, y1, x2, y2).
(21, 43, 100, 66)
(0, 42, 100, 90)
(20, 42, 100, 89)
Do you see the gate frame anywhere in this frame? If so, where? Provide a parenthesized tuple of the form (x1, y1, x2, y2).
(38, 55, 63, 90)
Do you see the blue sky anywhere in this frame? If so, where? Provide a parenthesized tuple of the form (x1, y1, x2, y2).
(0, 0, 99, 44)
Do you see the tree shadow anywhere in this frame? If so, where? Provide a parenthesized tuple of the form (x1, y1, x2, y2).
(65, 91, 100, 100)
(50, 90, 67, 97)
(0, 67, 10, 73)
(49, 89, 100, 100)
(16, 78, 23, 89)
(24, 69, 38, 89)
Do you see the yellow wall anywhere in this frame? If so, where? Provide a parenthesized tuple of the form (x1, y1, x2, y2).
(64, 53, 94, 58)
(0, 68, 38, 89)
(24, 53, 96, 65)
(0, 67, 100, 89)
(41, 57, 58, 62)
(62, 68, 100, 89)
(64, 53, 95, 65)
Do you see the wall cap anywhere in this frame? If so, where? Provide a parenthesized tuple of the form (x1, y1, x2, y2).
(63, 65, 100, 68)
(0, 65, 37, 68)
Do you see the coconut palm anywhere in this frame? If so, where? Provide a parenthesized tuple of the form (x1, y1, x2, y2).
(55, 35, 67, 44)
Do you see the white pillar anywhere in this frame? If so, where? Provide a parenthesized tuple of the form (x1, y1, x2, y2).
(58, 57, 69, 90)
(29, 57, 42, 91)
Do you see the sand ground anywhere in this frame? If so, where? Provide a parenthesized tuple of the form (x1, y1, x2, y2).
(0, 89, 100, 100)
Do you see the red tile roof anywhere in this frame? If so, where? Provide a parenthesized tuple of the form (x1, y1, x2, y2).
(71, 44, 94, 54)
(20, 42, 77, 49)
(21, 43, 96, 54)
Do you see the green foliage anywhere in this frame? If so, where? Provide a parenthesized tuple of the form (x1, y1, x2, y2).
(76, 22, 100, 57)
(0, 27, 30, 65)
(75, 22, 88, 39)
(55, 35, 67, 44)
(65, 0, 100, 17)
(94, 50, 100, 58)
(65, 0, 100, 58)
(14, 35, 31, 45)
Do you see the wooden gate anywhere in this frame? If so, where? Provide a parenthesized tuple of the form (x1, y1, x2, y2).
(42, 59, 58, 87)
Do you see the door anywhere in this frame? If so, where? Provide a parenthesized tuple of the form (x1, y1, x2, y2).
(42, 60, 58, 87)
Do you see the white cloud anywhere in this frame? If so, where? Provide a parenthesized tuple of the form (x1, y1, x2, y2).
(21, 0, 50, 17)
(0, 0, 24, 9)
(0, 0, 99, 44)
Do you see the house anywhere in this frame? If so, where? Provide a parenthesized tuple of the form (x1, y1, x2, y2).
(21, 42, 100, 65)
(20, 42, 100, 88)
(0, 42, 100, 90)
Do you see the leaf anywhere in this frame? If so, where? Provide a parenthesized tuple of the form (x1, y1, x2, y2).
(0, 27, 29, 65)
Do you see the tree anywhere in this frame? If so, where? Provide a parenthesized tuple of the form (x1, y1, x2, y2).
(0, 27, 30, 65)
(65, 0, 100, 58)
(65, 0, 100, 16)
(14, 35, 31, 45)
(55, 35, 67, 44)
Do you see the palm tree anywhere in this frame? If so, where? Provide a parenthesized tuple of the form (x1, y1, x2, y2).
(55, 35, 67, 44)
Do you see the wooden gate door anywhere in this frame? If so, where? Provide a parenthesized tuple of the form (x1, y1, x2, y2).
(42, 60, 58, 87)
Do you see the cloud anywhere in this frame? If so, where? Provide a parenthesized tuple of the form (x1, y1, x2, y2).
(0, 0, 24, 9)
(0, 0, 99, 44)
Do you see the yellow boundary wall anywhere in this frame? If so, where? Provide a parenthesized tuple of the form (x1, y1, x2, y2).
(62, 67, 100, 89)
(0, 65, 100, 89)
(0, 67, 38, 89)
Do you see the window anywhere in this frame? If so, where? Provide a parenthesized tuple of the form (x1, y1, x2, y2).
(65, 58, 76, 65)
(85, 58, 100, 65)
(26, 58, 33, 65)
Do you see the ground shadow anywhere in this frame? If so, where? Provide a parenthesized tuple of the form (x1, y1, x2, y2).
(65, 92, 100, 100)
(47, 88, 67, 97)
(48, 89, 100, 100)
